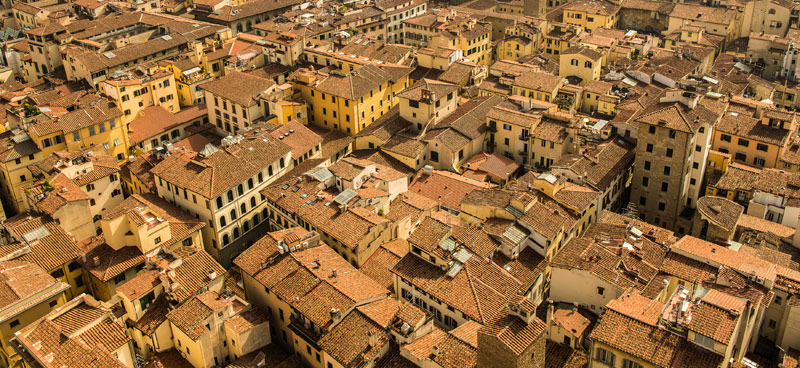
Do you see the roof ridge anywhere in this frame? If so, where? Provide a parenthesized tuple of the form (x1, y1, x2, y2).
(462, 265, 485, 322)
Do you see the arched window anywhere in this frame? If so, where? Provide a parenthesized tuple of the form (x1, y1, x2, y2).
(768, 8, 776, 14)
(236, 24, 243, 33)
(247, 178, 254, 189)
(253, 213, 260, 224)
(222, 234, 230, 245)
(585, 61, 593, 68)
(227, 190, 234, 201)
(257, 172, 263, 183)
(262, 208, 269, 219)
(219, 216, 226, 227)
(268, 166, 274, 176)
(216, 197, 223, 209)
(570, 58, 578, 66)
(243, 221, 250, 232)
(230, 209, 237, 220)
(233, 227, 240, 238)
(237, 184, 244, 195)
(240, 203, 247, 214)
(250, 197, 256, 208)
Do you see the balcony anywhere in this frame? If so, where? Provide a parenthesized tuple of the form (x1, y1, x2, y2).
(519, 132, 530, 141)
(289, 313, 323, 344)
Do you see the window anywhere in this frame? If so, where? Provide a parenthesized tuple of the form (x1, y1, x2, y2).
(661, 182, 669, 192)
(219, 216, 226, 227)
(9, 319, 20, 328)
(648, 126, 656, 134)
(738, 138, 750, 147)
(769, 319, 777, 328)
(154, 237, 161, 244)
(622, 359, 644, 368)
(50, 269, 64, 278)
(73, 132, 80, 141)
(666, 148, 673, 157)
(430, 151, 439, 162)
(668, 130, 676, 139)
(597, 287, 604, 295)
(735, 152, 747, 162)
(757, 143, 769, 152)
(663, 166, 671, 175)
(695, 334, 716, 350)
(642, 177, 649, 187)
(754, 157, 766, 166)
(775, 296, 783, 305)
(596, 347, 615, 365)
(639, 197, 646, 205)
(584, 61, 592, 68)
(658, 202, 666, 211)
(68, 261, 80, 272)
(720, 134, 731, 142)
(49, 300, 58, 308)
(646, 144, 653, 153)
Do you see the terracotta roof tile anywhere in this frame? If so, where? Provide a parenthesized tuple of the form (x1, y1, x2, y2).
(235, 230, 388, 331)
(1, 213, 82, 272)
(318, 308, 388, 367)
(545, 341, 588, 368)
(152, 129, 292, 199)
(359, 240, 408, 290)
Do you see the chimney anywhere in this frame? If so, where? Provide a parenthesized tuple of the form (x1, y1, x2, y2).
(93, 256, 100, 266)
(331, 269, 337, 278)
(431, 346, 440, 357)
(208, 270, 217, 281)
(330, 308, 341, 322)
(368, 330, 379, 347)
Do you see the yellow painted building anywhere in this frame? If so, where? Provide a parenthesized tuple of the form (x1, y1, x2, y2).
(102, 67, 180, 123)
(497, 22, 541, 61)
(0, 132, 40, 214)
(290, 63, 410, 135)
(543, 22, 583, 55)
(559, 46, 604, 86)
(10, 294, 136, 368)
(0, 260, 70, 368)
(512, 70, 566, 103)
(161, 58, 213, 107)
(562, 0, 620, 31)
(429, 19, 493, 66)
(711, 108, 796, 169)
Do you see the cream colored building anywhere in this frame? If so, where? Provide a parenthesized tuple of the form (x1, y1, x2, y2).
(151, 130, 294, 267)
